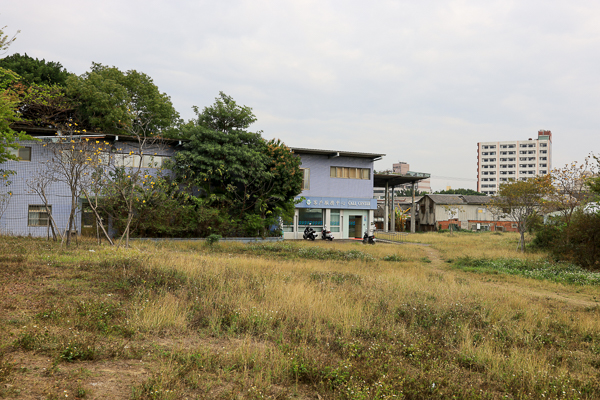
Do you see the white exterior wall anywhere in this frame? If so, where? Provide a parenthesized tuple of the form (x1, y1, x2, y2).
(477, 133, 552, 195)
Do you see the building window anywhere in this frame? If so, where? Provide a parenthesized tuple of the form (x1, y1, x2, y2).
(508, 151, 515, 155)
(330, 167, 370, 180)
(330, 209, 341, 232)
(8, 146, 32, 161)
(540, 150, 547, 154)
(540, 170, 547, 174)
(520, 151, 527, 154)
(301, 168, 310, 190)
(299, 208, 324, 229)
(540, 143, 547, 147)
(500, 151, 507, 155)
(28, 205, 51, 227)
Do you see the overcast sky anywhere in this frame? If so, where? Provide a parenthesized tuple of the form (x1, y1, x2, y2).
(3, 1, 600, 190)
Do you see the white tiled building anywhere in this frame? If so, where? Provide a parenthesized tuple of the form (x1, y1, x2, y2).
(477, 130, 552, 195)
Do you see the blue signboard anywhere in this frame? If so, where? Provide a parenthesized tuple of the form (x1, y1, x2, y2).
(295, 197, 377, 210)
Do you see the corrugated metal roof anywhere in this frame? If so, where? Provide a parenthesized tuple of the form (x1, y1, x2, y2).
(420, 194, 492, 205)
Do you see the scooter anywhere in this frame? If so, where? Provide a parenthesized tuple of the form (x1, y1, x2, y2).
(363, 230, 376, 245)
(303, 225, 317, 241)
(321, 226, 334, 241)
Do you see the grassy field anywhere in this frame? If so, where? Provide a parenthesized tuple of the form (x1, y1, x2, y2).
(1, 232, 600, 399)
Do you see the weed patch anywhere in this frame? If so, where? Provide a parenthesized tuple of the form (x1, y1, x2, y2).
(454, 256, 600, 285)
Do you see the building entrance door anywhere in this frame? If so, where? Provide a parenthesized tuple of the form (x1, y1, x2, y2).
(349, 216, 363, 239)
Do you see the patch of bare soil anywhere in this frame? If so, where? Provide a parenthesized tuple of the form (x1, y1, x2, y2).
(3, 352, 150, 399)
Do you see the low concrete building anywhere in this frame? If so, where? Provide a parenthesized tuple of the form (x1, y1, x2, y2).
(417, 194, 517, 232)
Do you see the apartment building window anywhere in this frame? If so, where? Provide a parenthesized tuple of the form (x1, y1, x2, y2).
(482, 172, 489, 175)
(540, 164, 547, 168)
(490, 152, 496, 155)
(540, 150, 547, 154)
(482, 158, 488, 162)
(520, 151, 527, 154)
(508, 144, 515, 148)
(500, 151, 507, 155)
(330, 167, 370, 180)
(28, 205, 51, 226)
(489, 158, 496, 162)
(540, 170, 547, 174)
(8, 146, 32, 161)
(489, 165, 496, 168)
(501, 145, 507, 149)
(508, 151, 515, 155)
(540, 157, 547, 161)
(528, 151, 536, 154)
(520, 144, 527, 148)
(508, 171, 515, 175)
(482, 145, 489, 149)
(540, 143, 547, 147)
(500, 178, 508, 181)
(490, 145, 496, 149)
(520, 164, 526, 168)
(490, 178, 496, 181)
(489, 171, 496, 175)
(500, 158, 507, 162)
(500, 164, 507, 168)
(528, 157, 535, 161)
(300, 168, 310, 190)
(482, 152, 489, 156)
(500, 171, 507, 175)
(482, 178, 489, 181)
(508, 158, 515, 161)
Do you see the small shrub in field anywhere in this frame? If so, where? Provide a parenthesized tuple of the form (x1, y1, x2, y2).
(60, 342, 96, 362)
(383, 254, 406, 262)
(205, 234, 222, 246)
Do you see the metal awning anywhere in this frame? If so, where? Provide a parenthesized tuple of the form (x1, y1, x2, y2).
(373, 172, 430, 188)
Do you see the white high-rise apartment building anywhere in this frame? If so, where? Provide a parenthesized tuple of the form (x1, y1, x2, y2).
(477, 130, 552, 195)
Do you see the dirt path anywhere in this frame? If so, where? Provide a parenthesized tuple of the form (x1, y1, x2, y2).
(412, 243, 600, 310)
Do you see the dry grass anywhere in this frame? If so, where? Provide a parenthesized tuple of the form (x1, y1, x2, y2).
(1, 234, 600, 399)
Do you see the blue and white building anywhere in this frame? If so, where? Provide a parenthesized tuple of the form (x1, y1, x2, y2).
(284, 148, 384, 239)
(0, 129, 179, 237)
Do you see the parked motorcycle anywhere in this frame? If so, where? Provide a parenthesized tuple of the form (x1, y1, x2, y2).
(303, 225, 317, 241)
(363, 231, 376, 245)
(321, 226, 334, 241)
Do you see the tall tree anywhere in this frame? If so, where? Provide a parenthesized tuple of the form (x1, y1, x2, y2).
(0, 26, 33, 164)
(0, 53, 72, 86)
(490, 176, 553, 252)
(173, 92, 302, 236)
(547, 157, 593, 230)
(66, 63, 179, 135)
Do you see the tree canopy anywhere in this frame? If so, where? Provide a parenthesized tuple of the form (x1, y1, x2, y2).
(490, 176, 553, 252)
(172, 92, 302, 236)
(435, 188, 487, 196)
(66, 63, 179, 135)
(0, 53, 72, 86)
